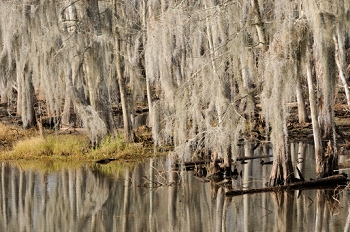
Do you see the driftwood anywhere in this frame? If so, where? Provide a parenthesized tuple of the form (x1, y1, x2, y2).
(225, 173, 348, 197)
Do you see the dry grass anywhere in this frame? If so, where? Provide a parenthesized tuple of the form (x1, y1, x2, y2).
(0, 122, 157, 164)
(0, 123, 37, 150)
(1, 134, 89, 161)
(6, 134, 89, 158)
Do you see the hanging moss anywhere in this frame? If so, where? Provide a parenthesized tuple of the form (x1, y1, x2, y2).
(0, 0, 349, 184)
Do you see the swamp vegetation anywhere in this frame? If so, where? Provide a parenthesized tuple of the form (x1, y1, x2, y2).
(0, 0, 350, 191)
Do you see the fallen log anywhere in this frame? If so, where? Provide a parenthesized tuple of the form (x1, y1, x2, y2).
(236, 155, 273, 161)
(174, 155, 274, 167)
(225, 173, 348, 197)
(335, 118, 350, 126)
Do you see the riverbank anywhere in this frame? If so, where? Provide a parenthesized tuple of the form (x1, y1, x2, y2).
(2, 102, 350, 165)
(0, 121, 163, 166)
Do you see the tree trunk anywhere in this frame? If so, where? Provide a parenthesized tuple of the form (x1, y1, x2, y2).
(250, 0, 267, 51)
(314, 14, 336, 139)
(142, 0, 152, 128)
(268, 141, 294, 186)
(69, 79, 108, 145)
(334, 26, 350, 106)
(65, 48, 108, 144)
(113, 3, 135, 142)
(116, 37, 134, 142)
(0, 81, 8, 104)
(20, 65, 36, 129)
(295, 51, 309, 123)
(62, 88, 72, 127)
(267, 65, 294, 186)
(296, 76, 309, 123)
(60, 3, 78, 127)
(86, 0, 102, 36)
(20, 3, 36, 129)
(305, 43, 324, 177)
(90, 42, 116, 133)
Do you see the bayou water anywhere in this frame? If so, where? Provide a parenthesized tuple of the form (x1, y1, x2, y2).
(1, 143, 350, 232)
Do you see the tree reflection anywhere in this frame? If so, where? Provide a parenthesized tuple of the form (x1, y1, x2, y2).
(315, 190, 341, 231)
(122, 169, 131, 232)
(271, 191, 294, 231)
(167, 156, 179, 232)
(0, 163, 110, 231)
(0, 157, 348, 231)
(345, 202, 350, 231)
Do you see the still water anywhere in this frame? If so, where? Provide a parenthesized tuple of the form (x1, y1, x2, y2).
(1, 143, 350, 232)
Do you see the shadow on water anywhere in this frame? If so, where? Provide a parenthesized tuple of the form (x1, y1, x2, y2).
(1, 142, 350, 231)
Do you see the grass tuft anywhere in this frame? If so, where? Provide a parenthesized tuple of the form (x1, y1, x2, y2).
(12, 137, 54, 157)
(97, 134, 126, 155)
(5, 134, 90, 160)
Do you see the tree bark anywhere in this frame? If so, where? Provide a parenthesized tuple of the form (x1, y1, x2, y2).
(20, 3, 36, 129)
(305, 42, 324, 177)
(116, 40, 134, 142)
(250, 0, 267, 51)
(86, 0, 102, 36)
(296, 51, 309, 123)
(142, 0, 153, 128)
(69, 79, 108, 144)
(334, 27, 350, 106)
(113, 2, 135, 142)
(314, 13, 336, 139)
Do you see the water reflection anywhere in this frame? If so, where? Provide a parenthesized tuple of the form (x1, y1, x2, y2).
(0, 143, 349, 231)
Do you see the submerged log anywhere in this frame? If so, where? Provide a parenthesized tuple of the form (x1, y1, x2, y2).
(174, 155, 274, 168)
(225, 173, 348, 197)
(96, 158, 117, 164)
(236, 155, 273, 161)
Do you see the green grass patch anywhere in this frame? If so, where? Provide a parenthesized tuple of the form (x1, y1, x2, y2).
(91, 134, 146, 158)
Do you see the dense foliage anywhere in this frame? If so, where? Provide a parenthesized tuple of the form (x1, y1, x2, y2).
(0, 0, 349, 184)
